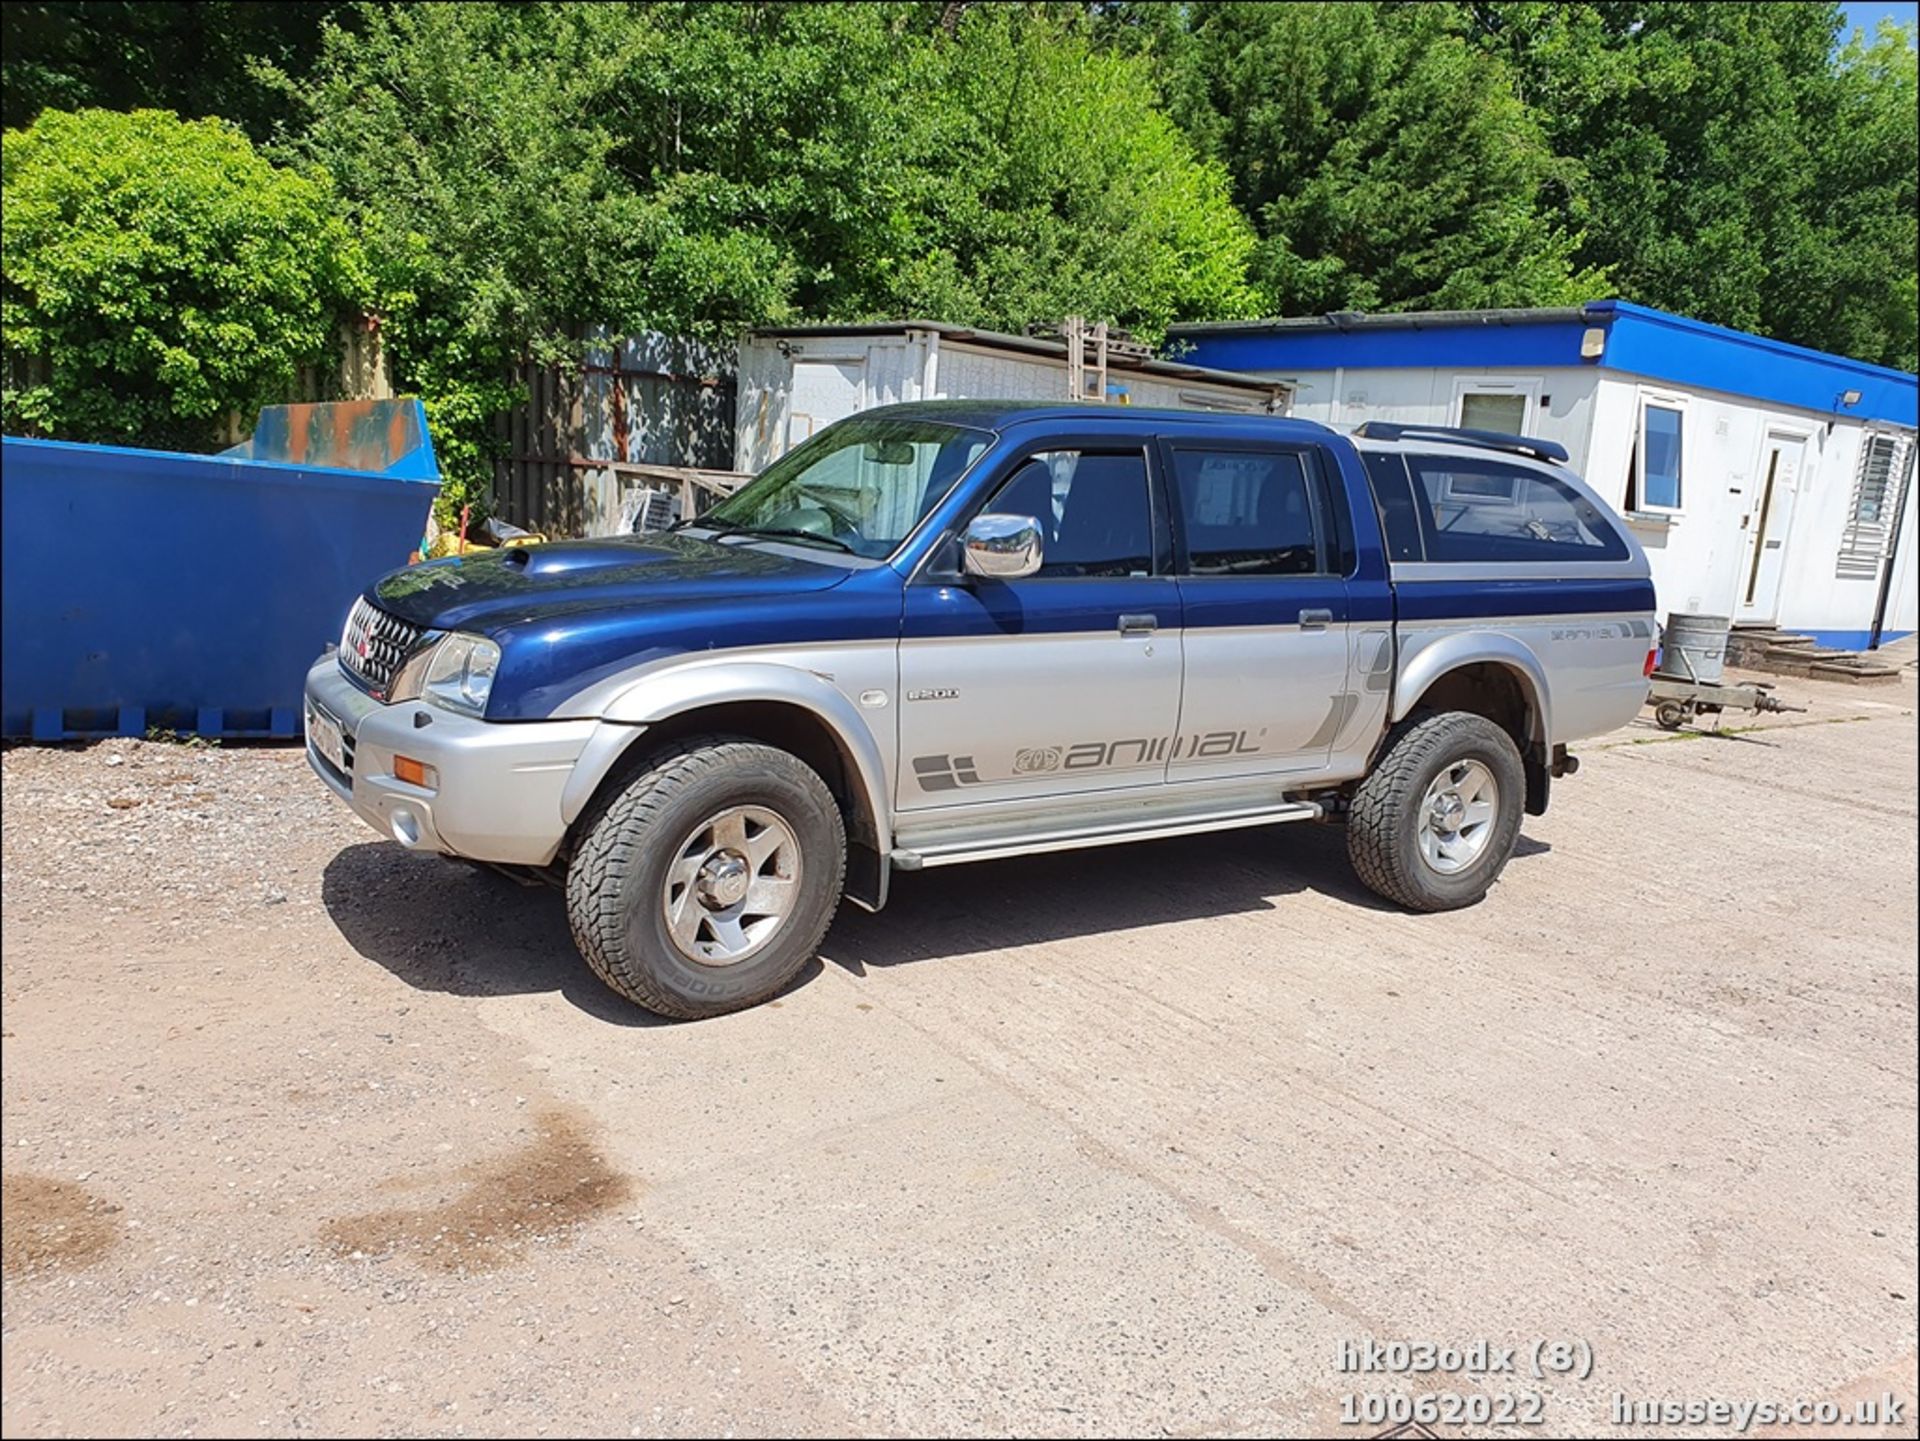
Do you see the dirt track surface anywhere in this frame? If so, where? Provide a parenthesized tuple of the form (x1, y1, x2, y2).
(4, 671, 1916, 1438)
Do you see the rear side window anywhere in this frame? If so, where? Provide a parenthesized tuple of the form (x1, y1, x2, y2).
(1406, 453, 1628, 563)
(1170, 448, 1324, 575)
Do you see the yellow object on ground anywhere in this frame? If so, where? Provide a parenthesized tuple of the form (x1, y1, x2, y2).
(421, 529, 549, 560)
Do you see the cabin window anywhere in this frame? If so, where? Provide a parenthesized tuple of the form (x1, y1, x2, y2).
(1632, 397, 1686, 513)
(1837, 431, 1916, 579)
(1452, 378, 1537, 435)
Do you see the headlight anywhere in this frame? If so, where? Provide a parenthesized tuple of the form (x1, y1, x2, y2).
(419, 633, 500, 717)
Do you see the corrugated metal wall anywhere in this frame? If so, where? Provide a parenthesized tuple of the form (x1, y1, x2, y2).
(735, 329, 1286, 473)
(734, 339, 791, 475)
(493, 330, 740, 537)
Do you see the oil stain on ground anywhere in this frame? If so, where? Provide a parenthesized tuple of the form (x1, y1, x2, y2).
(320, 1107, 634, 1272)
(1, 1174, 124, 1276)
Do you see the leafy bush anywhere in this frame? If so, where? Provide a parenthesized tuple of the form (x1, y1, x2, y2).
(2, 107, 367, 449)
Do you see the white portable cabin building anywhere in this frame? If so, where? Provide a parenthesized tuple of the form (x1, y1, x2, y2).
(735, 322, 1290, 476)
(1169, 302, 1919, 649)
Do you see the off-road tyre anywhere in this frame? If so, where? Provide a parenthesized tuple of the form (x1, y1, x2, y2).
(1347, 712, 1526, 912)
(566, 736, 846, 1019)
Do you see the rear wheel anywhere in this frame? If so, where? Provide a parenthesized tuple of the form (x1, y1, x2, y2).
(1347, 713, 1526, 912)
(566, 737, 846, 1019)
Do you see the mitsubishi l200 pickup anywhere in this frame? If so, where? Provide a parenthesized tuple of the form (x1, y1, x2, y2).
(306, 405, 1655, 1018)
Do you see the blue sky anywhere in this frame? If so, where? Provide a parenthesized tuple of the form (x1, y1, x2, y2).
(1841, 2, 1919, 38)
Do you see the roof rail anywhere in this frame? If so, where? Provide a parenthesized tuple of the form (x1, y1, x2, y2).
(1350, 422, 1569, 465)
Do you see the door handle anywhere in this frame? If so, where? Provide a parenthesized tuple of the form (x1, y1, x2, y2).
(1299, 608, 1334, 631)
(1118, 613, 1157, 636)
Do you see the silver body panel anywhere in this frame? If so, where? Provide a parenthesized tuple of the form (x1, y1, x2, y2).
(1171, 619, 1370, 781)
(1393, 610, 1654, 745)
(304, 654, 596, 866)
(894, 615, 1184, 812)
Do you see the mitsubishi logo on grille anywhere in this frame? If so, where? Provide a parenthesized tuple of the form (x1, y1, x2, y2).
(340, 600, 422, 702)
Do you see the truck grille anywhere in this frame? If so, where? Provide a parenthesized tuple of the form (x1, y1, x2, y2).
(338, 596, 426, 698)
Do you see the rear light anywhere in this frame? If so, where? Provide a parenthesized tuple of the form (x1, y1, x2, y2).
(1644, 648, 1659, 678)
(392, 755, 437, 789)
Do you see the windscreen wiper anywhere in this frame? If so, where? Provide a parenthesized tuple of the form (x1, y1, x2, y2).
(725, 526, 856, 554)
(673, 516, 855, 554)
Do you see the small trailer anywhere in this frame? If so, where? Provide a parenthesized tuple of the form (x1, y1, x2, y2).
(1647, 672, 1804, 730)
(1647, 610, 1806, 730)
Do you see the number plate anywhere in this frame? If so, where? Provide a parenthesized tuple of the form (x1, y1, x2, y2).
(306, 702, 348, 774)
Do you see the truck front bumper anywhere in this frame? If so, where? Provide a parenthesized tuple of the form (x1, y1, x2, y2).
(304, 652, 599, 867)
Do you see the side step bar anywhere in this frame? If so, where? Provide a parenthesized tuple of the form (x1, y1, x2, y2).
(890, 800, 1323, 871)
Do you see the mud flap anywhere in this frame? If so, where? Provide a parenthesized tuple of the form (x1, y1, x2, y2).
(843, 841, 889, 912)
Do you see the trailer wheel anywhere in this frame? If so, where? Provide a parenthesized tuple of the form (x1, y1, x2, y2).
(566, 736, 845, 1020)
(1654, 700, 1688, 731)
(1347, 713, 1526, 912)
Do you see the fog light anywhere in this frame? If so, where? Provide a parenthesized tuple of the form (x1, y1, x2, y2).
(391, 810, 422, 847)
(392, 755, 438, 789)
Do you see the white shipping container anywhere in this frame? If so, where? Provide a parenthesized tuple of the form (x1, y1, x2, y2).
(735, 323, 1290, 475)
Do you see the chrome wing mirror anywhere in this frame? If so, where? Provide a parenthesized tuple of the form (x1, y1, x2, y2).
(960, 513, 1043, 580)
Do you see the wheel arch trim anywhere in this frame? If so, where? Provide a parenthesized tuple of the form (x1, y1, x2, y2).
(558, 660, 893, 856)
(1392, 632, 1553, 745)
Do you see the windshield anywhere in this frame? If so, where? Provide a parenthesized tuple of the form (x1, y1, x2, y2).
(699, 417, 992, 560)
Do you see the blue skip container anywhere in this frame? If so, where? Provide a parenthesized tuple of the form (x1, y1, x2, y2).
(2, 398, 440, 740)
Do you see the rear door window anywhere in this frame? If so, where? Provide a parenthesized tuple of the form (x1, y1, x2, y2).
(1169, 447, 1325, 576)
(1406, 453, 1628, 563)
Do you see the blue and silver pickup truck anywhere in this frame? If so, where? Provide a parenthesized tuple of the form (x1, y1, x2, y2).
(305, 404, 1655, 1018)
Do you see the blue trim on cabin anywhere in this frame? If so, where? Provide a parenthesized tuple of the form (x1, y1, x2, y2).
(1170, 301, 1918, 430)
(1796, 628, 1914, 651)
(1593, 301, 1918, 429)
(1173, 316, 1596, 376)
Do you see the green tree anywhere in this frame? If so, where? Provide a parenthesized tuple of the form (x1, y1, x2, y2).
(266, 3, 681, 521)
(1789, 22, 1917, 372)
(1, 2, 353, 141)
(862, 5, 1255, 334)
(1140, 1, 1604, 316)
(1465, 2, 1916, 369)
(1, 107, 367, 449)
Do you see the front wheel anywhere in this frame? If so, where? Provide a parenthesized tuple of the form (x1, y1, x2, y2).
(1346, 713, 1526, 912)
(565, 737, 846, 1019)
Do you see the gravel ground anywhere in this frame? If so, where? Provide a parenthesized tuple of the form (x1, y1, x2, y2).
(2, 670, 1915, 1438)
